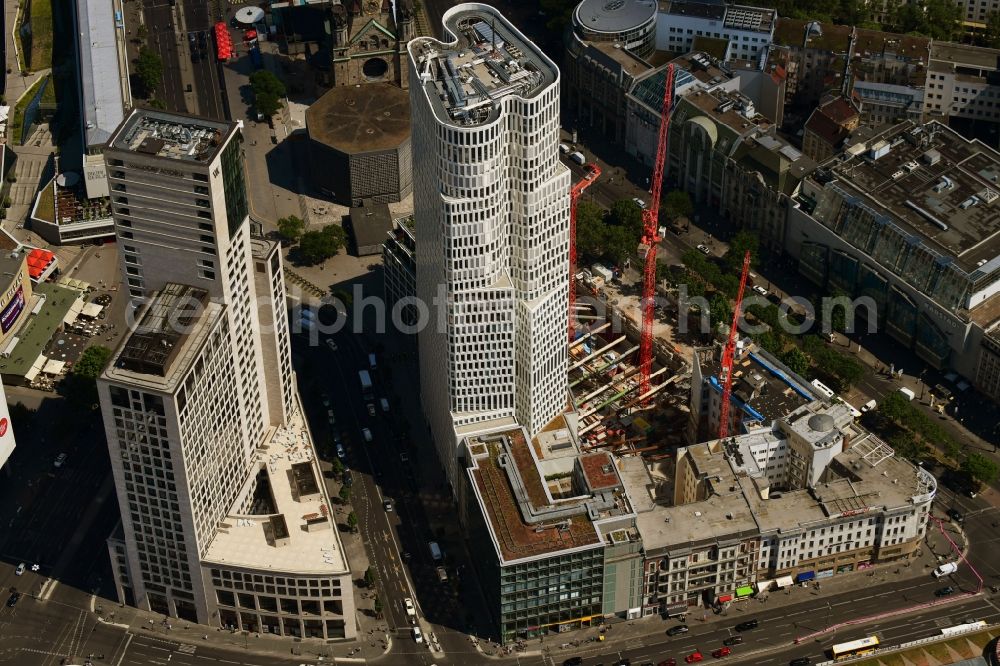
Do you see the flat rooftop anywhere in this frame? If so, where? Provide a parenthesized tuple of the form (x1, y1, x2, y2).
(853, 29, 929, 66)
(104, 285, 222, 392)
(772, 18, 851, 52)
(807, 121, 1000, 273)
(109, 109, 236, 162)
(697, 345, 820, 429)
(75, 0, 129, 148)
(680, 86, 772, 134)
(592, 40, 653, 76)
(929, 42, 1000, 71)
(574, 0, 656, 34)
(663, 0, 725, 21)
(0, 283, 79, 378)
(116, 284, 209, 377)
(409, 5, 556, 127)
(466, 425, 629, 563)
(203, 402, 350, 574)
(306, 83, 410, 153)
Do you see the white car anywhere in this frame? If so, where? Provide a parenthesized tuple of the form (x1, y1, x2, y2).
(325, 339, 338, 351)
(697, 244, 711, 256)
(752, 285, 768, 296)
(632, 197, 646, 209)
(14, 563, 25, 576)
(336, 443, 346, 459)
(404, 597, 416, 619)
(412, 626, 424, 644)
(53, 453, 67, 468)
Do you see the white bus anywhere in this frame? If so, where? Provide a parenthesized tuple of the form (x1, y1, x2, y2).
(810, 379, 835, 399)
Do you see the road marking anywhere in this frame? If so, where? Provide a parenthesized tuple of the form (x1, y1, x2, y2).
(114, 633, 134, 666)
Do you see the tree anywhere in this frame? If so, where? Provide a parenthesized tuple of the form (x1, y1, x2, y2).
(135, 47, 163, 96)
(329, 458, 344, 475)
(249, 70, 287, 118)
(985, 11, 1000, 48)
(364, 566, 377, 587)
(338, 485, 352, 503)
(662, 190, 693, 221)
(574, 201, 607, 261)
(297, 225, 346, 265)
(608, 199, 644, 242)
(724, 231, 760, 273)
(61, 345, 113, 409)
(276, 215, 305, 244)
(780, 347, 810, 377)
(890, 0, 961, 40)
(709, 292, 732, 331)
(347, 511, 359, 532)
(373, 595, 384, 618)
(961, 452, 999, 486)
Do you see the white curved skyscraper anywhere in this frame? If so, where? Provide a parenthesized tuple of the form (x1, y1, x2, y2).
(409, 4, 570, 485)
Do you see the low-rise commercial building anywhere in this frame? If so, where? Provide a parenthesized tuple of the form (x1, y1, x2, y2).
(621, 401, 935, 616)
(656, 1, 776, 63)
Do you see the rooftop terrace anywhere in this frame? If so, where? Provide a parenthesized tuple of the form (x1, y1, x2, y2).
(203, 402, 349, 574)
(110, 109, 235, 162)
(117, 284, 209, 377)
(808, 121, 1000, 273)
(409, 5, 556, 127)
(466, 425, 632, 563)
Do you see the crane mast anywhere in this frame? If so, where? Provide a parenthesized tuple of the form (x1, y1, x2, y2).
(638, 64, 677, 401)
(569, 163, 602, 341)
(718, 250, 752, 439)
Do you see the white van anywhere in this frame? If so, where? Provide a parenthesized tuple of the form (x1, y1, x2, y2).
(569, 151, 586, 165)
(559, 143, 570, 154)
(899, 387, 916, 401)
(933, 562, 958, 578)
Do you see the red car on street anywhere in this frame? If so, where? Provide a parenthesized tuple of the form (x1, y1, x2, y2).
(712, 647, 732, 658)
(658, 660, 677, 666)
(685, 652, 703, 663)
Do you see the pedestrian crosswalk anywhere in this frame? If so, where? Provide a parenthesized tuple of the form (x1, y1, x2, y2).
(176, 644, 197, 654)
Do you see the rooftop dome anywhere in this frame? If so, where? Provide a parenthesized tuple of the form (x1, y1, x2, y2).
(808, 413, 835, 432)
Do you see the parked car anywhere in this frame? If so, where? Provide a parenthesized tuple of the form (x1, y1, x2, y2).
(685, 652, 703, 663)
(361, 428, 373, 442)
(436, 566, 449, 583)
(659, 660, 678, 666)
(752, 285, 768, 296)
(563, 658, 583, 666)
(53, 453, 67, 468)
(667, 624, 690, 636)
(15, 563, 25, 576)
(735, 620, 759, 631)
(6, 592, 20, 607)
(326, 339, 338, 351)
(712, 647, 732, 658)
(335, 443, 346, 459)
(367, 403, 376, 417)
(947, 508, 964, 523)
(723, 636, 743, 646)
(633, 197, 647, 209)
(383, 499, 393, 512)
(936, 586, 955, 597)
(861, 399, 877, 413)
(789, 658, 811, 666)
(697, 244, 711, 255)
(412, 626, 423, 643)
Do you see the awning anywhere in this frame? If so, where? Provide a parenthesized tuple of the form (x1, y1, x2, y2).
(80, 302, 103, 318)
(754, 579, 774, 593)
(62, 299, 84, 325)
(775, 575, 794, 588)
(795, 571, 816, 583)
(736, 586, 754, 598)
(23, 353, 47, 382)
(42, 358, 66, 375)
(717, 594, 733, 603)
(665, 602, 689, 616)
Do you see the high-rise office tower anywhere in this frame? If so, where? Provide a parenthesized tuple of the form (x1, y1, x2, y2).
(408, 4, 571, 486)
(99, 110, 354, 639)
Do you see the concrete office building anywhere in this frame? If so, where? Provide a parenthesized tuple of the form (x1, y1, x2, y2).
(99, 110, 354, 638)
(460, 420, 642, 641)
(656, 1, 776, 63)
(620, 401, 935, 616)
(408, 5, 571, 489)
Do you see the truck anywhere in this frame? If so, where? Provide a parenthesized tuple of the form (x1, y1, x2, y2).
(899, 387, 916, 401)
(933, 562, 958, 578)
(359, 370, 373, 399)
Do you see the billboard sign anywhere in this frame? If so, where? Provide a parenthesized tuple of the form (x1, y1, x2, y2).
(1, 286, 24, 333)
(0, 382, 15, 469)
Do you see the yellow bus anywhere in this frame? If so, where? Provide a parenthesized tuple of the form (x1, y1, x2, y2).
(831, 635, 880, 660)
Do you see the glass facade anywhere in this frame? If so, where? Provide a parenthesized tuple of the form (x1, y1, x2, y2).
(221, 138, 249, 237)
(498, 548, 604, 641)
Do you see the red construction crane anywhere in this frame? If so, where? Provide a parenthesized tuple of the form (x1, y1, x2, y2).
(638, 63, 677, 400)
(718, 250, 752, 440)
(569, 163, 602, 341)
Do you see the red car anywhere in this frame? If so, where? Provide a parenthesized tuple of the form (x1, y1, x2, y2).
(712, 647, 732, 658)
(685, 653, 703, 663)
(658, 660, 677, 666)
